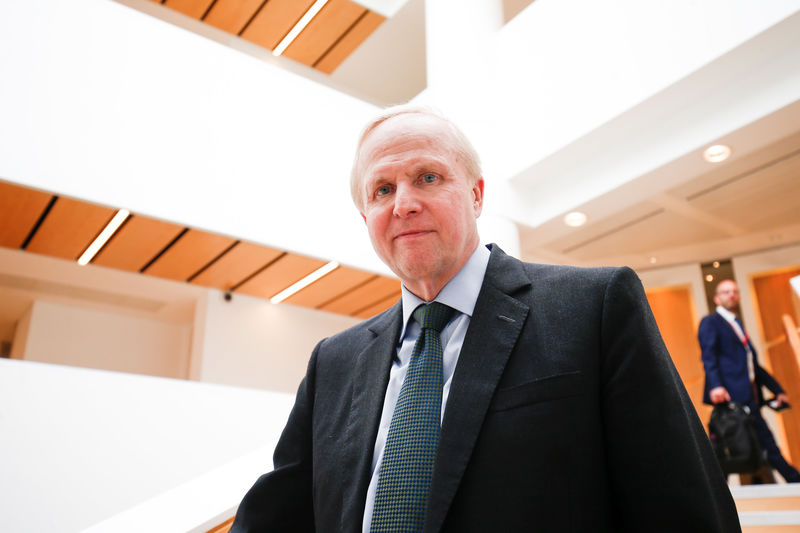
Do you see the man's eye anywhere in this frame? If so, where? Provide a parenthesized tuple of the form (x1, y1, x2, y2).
(376, 185, 392, 196)
(422, 173, 437, 183)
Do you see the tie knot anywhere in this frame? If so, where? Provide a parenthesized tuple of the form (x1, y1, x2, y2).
(412, 302, 455, 333)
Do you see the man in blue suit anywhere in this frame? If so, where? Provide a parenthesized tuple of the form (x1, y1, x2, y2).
(699, 278, 800, 482)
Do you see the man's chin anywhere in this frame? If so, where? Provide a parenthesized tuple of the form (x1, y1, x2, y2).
(392, 255, 442, 284)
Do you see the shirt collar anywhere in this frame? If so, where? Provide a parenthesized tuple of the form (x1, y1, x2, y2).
(399, 244, 491, 339)
(716, 305, 738, 323)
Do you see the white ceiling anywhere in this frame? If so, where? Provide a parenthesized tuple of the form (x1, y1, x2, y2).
(520, 100, 800, 271)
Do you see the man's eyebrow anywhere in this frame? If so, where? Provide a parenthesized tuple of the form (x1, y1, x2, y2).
(409, 159, 446, 174)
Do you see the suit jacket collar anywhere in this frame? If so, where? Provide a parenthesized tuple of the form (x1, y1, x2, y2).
(342, 245, 532, 533)
(424, 244, 532, 532)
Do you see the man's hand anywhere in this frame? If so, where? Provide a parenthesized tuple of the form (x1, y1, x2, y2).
(710, 387, 731, 404)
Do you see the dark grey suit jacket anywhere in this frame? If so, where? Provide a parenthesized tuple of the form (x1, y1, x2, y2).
(232, 245, 740, 532)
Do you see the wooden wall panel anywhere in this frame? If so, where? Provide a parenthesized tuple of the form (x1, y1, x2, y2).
(26, 198, 115, 260)
(646, 285, 708, 421)
(163, 0, 215, 18)
(144, 229, 236, 281)
(753, 268, 800, 465)
(0, 182, 52, 249)
(241, 0, 315, 50)
(92, 215, 185, 272)
(319, 275, 399, 315)
(283, 0, 366, 65)
(204, 0, 266, 35)
(191, 241, 283, 289)
(284, 266, 373, 307)
(236, 253, 327, 299)
(754, 269, 800, 340)
(315, 10, 384, 73)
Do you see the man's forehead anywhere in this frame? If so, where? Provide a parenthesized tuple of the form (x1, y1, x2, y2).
(363, 153, 449, 180)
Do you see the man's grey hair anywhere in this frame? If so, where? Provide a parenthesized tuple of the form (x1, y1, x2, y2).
(350, 105, 482, 212)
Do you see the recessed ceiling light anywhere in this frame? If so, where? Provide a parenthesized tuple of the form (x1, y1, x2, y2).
(270, 261, 339, 304)
(563, 211, 587, 227)
(703, 144, 731, 163)
(77, 209, 129, 266)
(705, 274, 714, 282)
(712, 261, 720, 268)
(273, 0, 330, 57)
(649, 257, 657, 264)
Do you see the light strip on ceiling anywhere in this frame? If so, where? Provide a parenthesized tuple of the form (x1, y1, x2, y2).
(272, 0, 330, 57)
(77, 209, 130, 266)
(271, 261, 339, 303)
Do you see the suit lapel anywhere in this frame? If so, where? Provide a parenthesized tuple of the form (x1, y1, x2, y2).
(339, 302, 402, 532)
(425, 246, 531, 533)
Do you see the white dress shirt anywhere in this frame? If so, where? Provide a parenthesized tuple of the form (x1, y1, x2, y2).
(361, 244, 491, 532)
(716, 305, 755, 382)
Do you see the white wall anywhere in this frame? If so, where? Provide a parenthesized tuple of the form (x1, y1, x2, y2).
(0, 358, 294, 533)
(194, 289, 360, 393)
(0, 246, 364, 392)
(16, 299, 192, 378)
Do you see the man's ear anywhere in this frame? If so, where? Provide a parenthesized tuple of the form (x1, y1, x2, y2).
(472, 178, 485, 216)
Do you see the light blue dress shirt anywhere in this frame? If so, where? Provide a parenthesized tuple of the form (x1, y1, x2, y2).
(362, 243, 491, 531)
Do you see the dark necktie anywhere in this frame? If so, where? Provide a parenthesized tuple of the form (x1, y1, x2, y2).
(370, 302, 456, 532)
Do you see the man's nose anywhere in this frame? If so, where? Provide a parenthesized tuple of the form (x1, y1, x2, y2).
(392, 183, 422, 218)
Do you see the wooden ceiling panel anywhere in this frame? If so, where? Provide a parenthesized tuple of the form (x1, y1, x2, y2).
(92, 215, 185, 272)
(236, 253, 327, 299)
(204, 0, 266, 35)
(26, 197, 115, 260)
(144, 229, 236, 281)
(315, 10, 384, 73)
(240, 0, 315, 50)
(284, 265, 374, 307)
(4, 182, 398, 318)
(319, 275, 400, 315)
(191, 241, 283, 290)
(283, 0, 366, 66)
(354, 290, 401, 319)
(0, 182, 52, 249)
(163, 0, 215, 19)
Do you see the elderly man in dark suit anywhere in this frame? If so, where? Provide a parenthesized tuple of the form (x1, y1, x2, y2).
(231, 107, 739, 532)
(699, 278, 800, 483)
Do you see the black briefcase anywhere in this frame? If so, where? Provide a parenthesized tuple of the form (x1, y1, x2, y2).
(708, 402, 765, 475)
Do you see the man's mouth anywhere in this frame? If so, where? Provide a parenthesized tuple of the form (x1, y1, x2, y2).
(394, 230, 433, 240)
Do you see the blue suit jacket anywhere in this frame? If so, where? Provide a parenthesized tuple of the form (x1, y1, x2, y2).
(698, 311, 783, 405)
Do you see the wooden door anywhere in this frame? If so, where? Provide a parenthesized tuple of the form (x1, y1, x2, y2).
(646, 285, 710, 423)
(751, 266, 800, 464)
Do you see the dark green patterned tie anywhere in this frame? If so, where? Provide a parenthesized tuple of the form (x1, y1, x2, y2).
(370, 302, 456, 532)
